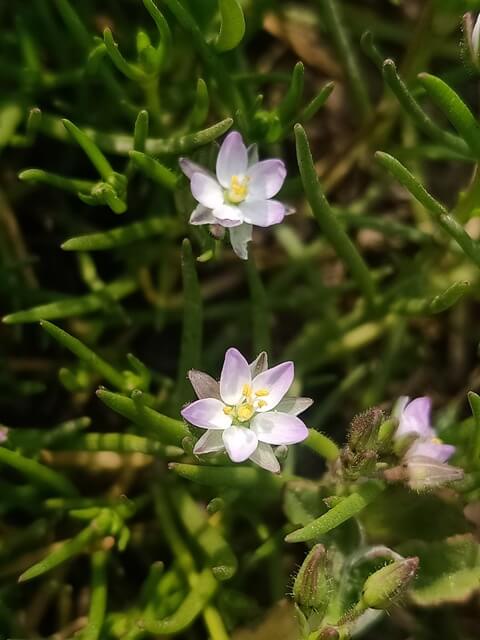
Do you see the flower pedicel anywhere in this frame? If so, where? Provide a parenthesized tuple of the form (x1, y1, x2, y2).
(181, 348, 311, 473)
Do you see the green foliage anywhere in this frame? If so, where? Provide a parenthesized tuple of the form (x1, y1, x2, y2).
(3, 1, 480, 638)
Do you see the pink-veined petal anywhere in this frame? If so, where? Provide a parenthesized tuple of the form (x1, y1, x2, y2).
(219, 348, 251, 405)
(275, 397, 313, 416)
(181, 398, 231, 430)
(191, 173, 223, 209)
(216, 131, 248, 188)
(193, 429, 225, 455)
(213, 216, 242, 228)
(247, 159, 286, 199)
(188, 370, 221, 400)
(222, 426, 258, 462)
(239, 200, 286, 227)
(249, 442, 280, 473)
(189, 205, 216, 225)
(397, 396, 434, 439)
(229, 223, 252, 260)
(179, 157, 214, 180)
(212, 204, 243, 224)
(252, 361, 294, 411)
(249, 352, 268, 378)
(251, 411, 308, 445)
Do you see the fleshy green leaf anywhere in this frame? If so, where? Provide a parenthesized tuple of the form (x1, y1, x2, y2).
(215, 0, 245, 52)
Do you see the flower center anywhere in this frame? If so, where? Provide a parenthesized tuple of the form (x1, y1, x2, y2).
(226, 175, 249, 204)
(222, 384, 270, 424)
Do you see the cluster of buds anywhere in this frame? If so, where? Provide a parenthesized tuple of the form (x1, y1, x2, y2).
(339, 396, 463, 491)
(341, 407, 396, 479)
(293, 545, 418, 638)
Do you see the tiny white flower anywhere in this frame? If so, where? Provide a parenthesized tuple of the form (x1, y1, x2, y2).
(180, 132, 290, 260)
(181, 348, 311, 473)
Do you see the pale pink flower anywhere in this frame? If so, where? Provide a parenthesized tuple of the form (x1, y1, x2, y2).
(395, 396, 455, 463)
(180, 131, 289, 259)
(181, 348, 311, 473)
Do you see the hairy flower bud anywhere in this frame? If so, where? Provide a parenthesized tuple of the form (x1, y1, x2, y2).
(385, 456, 464, 491)
(361, 557, 419, 610)
(348, 407, 384, 452)
(293, 544, 330, 616)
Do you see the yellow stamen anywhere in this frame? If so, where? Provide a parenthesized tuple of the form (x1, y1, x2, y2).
(431, 437, 443, 444)
(242, 384, 252, 398)
(223, 406, 233, 415)
(255, 388, 269, 397)
(257, 399, 267, 408)
(237, 403, 254, 422)
(227, 175, 249, 204)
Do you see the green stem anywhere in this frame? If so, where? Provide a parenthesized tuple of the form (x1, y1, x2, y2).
(303, 429, 340, 461)
(246, 253, 271, 355)
(318, 0, 371, 121)
(40, 320, 127, 391)
(295, 124, 376, 308)
(0, 447, 77, 497)
(81, 550, 109, 640)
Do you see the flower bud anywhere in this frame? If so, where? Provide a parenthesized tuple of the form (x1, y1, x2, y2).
(377, 417, 398, 450)
(361, 557, 419, 610)
(318, 627, 339, 640)
(464, 13, 480, 70)
(385, 456, 464, 491)
(293, 544, 330, 616)
(347, 407, 383, 452)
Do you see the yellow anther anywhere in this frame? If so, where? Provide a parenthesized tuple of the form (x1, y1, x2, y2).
(257, 399, 267, 408)
(223, 406, 233, 415)
(236, 403, 254, 422)
(255, 388, 269, 397)
(242, 384, 252, 398)
(431, 437, 443, 445)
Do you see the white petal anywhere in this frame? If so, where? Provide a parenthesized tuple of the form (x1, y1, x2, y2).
(249, 352, 268, 377)
(191, 173, 223, 209)
(193, 430, 225, 454)
(179, 157, 214, 180)
(229, 223, 252, 260)
(212, 204, 243, 223)
(275, 397, 313, 416)
(219, 347, 251, 405)
(473, 16, 480, 57)
(188, 370, 221, 400)
(239, 200, 286, 227)
(189, 205, 216, 225)
(249, 442, 280, 473)
(252, 361, 294, 411)
(251, 412, 308, 445)
(222, 426, 258, 462)
(247, 159, 286, 199)
(216, 131, 248, 188)
(181, 398, 231, 430)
